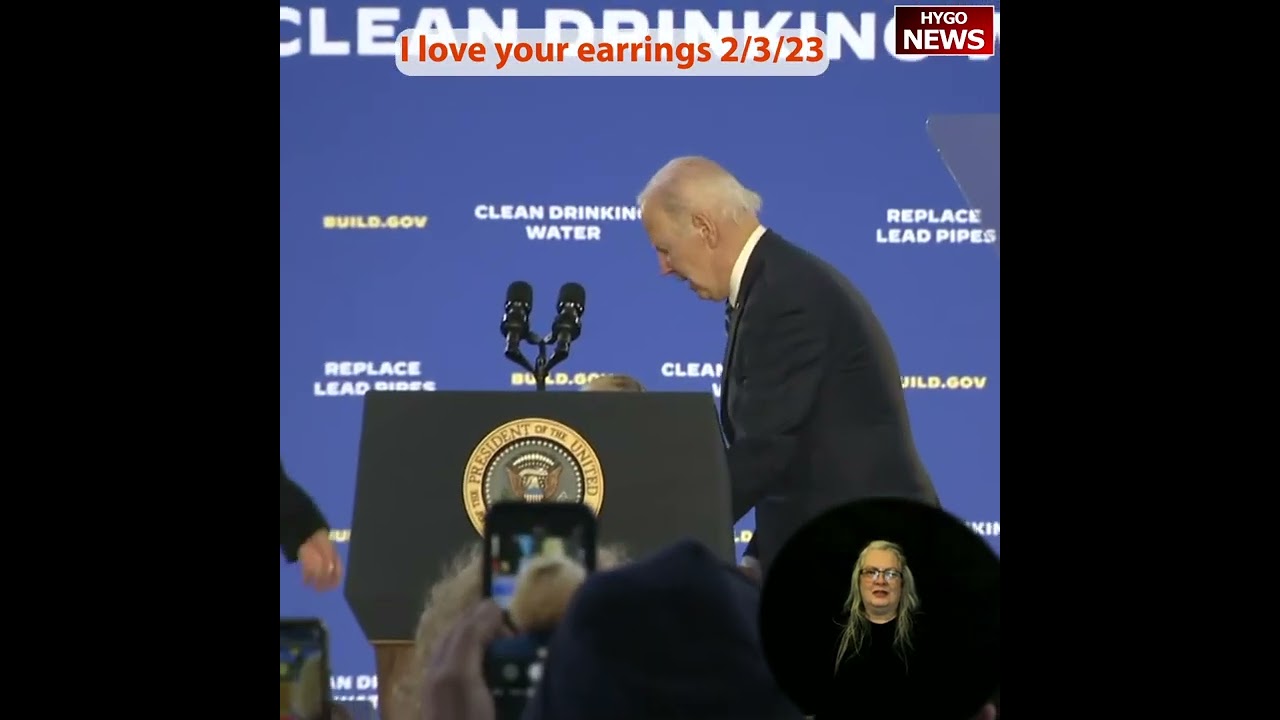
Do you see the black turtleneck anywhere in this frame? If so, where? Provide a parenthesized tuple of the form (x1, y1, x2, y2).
(823, 616, 914, 718)
(821, 608, 998, 719)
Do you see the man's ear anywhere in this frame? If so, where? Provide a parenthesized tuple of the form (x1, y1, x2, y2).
(692, 213, 717, 248)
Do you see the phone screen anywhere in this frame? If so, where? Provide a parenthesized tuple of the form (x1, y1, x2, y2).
(489, 525, 590, 609)
(484, 502, 597, 610)
(280, 619, 329, 720)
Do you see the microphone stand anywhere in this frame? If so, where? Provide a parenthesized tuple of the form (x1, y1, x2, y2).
(506, 331, 572, 392)
(532, 338, 551, 391)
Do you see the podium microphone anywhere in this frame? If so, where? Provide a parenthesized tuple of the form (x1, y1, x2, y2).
(501, 281, 534, 356)
(551, 282, 585, 357)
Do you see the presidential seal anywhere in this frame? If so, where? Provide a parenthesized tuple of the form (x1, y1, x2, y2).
(462, 417, 605, 535)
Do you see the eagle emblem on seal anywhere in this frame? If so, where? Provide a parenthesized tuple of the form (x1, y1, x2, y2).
(462, 419, 604, 535)
(504, 452, 564, 502)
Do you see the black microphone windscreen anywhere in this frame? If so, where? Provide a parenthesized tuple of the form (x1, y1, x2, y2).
(557, 282, 586, 310)
(506, 281, 533, 306)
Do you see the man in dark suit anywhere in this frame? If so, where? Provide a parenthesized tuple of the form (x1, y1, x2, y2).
(281, 460, 343, 591)
(638, 157, 938, 573)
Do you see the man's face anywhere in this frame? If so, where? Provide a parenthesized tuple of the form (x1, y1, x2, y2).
(859, 549, 903, 613)
(642, 208, 723, 301)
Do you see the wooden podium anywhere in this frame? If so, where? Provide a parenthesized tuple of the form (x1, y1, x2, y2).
(372, 642, 413, 720)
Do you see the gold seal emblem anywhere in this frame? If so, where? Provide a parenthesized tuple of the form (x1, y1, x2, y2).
(463, 417, 605, 535)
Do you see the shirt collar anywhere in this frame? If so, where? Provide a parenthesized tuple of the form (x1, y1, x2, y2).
(729, 225, 766, 308)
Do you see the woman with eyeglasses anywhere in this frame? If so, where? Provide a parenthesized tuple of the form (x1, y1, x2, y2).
(820, 540, 922, 717)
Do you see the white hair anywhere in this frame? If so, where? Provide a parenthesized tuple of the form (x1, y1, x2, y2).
(637, 156, 763, 224)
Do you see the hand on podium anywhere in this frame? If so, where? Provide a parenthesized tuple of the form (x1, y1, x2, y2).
(297, 529, 343, 591)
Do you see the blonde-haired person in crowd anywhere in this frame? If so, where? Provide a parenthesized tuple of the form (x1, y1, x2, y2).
(389, 542, 628, 720)
(507, 553, 590, 633)
(580, 373, 645, 392)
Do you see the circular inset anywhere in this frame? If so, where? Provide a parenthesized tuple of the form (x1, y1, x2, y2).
(759, 498, 999, 719)
(462, 417, 605, 534)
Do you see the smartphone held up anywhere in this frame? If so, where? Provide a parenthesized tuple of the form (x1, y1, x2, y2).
(281, 618, 331, 720)
(482, 501, 599, 720)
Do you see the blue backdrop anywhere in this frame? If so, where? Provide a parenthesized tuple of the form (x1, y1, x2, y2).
(280, 1, 999, 710)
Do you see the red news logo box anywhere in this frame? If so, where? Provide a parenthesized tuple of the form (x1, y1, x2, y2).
(894, 5, 996, 57)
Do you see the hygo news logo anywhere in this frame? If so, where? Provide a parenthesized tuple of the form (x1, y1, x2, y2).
(893, 5, 996, 56)
(323, 214, 429, 230)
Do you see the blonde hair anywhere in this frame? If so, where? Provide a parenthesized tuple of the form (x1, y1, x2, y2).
(391, 542, 628, 720)
(833, 540, 920, 674)
(581, 374, 646, 392)
(509, 554, 589, 632)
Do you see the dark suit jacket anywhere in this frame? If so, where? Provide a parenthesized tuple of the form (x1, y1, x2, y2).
(280, 460, 329, 562)
(721, 230, 938, 571)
